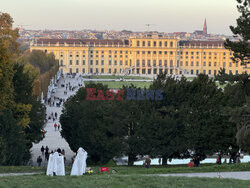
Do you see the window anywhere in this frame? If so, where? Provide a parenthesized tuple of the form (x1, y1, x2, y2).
(109, 68, 111, 73)
(137, 60, 140, 66)
(164, 60, 167, 66)
(153, 51, 156, 55)
(165, 41, 168, 47)
(137, 41, 140, 46)
(148, 51, 151, 54)
(114, 60, 117, 65)
(214, 70, 216, 75)
(154, 41, 157, 47)
(196, 61, 199, 66)
(70, 60, 72, 65)
(114, 68, 117, 73)
(137, 51, 140, 54)
(125, 60, 128, 66)
(76, 68, 79, 73)
(203, 70, 206, 74)
(153, 60, 156, 66)
(196, 52, 199, 55)
(69, 68, 72, 73)
(82, 68, 85, 73)
(164, 51, 167, 55)
(191, 52, 194, 55)
(209, 62, 211, 66)
(223, 62, 226, 67)
(185, 61, 188, 66)
(230, 62, 232, 67)
(186, 52, 188, 55)
(76, 60, 79, 65)
(148, 41, 151, 47)
(142, 41, 145, 46)
(196, 70, 199, 75)
(109, 60, 112, 65)
(96, 60, 98, 65)
(191, 61, 194, 66)
(142, 60, 145, 67)
(120, 60, 122, 65)
(60, 60, 63, 66)
(203, 61, 206, 66)
(159, 41, 162, 47)
(101, 68, 104, 73)
(82, 50, 85, 53)
(147, 60, 151, 66)
(102, 60, 104, 65)
(159, 60, 162, 66)
(159, 51, 162, 55)
(142, 51, 145, 54)
(209, 70, 211, 75)
(170, 60, 173, 67)
(214, 62, 217, 66)
(120, 51, 122, 54)
(191, 70, 193, 75)
(90, 60, 93, 65)
(170, 42, 173, 47)
(236, 70, 238, 74)
(170, 51, 173, 55)
(96, 68, 98, 73)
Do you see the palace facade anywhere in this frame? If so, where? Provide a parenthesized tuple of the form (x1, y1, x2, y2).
(30, 36, 249, 76)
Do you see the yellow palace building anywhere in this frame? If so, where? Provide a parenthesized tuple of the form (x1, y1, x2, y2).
(30, 35, 249, 76)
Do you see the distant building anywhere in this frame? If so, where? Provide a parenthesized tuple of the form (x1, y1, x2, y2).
(194, 19, 208, 36)
(203, 19, 207, 35)
(30, 36, 249, 76)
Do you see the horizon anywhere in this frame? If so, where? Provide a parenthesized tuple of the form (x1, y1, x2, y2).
(2, 0, 239, 35)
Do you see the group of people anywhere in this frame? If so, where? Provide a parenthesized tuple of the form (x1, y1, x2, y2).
(37, 146, 66, 166)
(46, 147, 87, 176)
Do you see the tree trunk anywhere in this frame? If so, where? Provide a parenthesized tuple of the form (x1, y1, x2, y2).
(162, 156, 168, 166)
(128, 154, 135, 166)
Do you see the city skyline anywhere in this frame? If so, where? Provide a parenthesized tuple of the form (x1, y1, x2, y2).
(2, 0, 239, 35)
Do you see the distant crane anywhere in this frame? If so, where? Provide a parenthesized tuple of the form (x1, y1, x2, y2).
(145, 24, 155, 32)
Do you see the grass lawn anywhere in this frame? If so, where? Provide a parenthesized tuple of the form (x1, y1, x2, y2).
(0, 174, 249, 188)
(85, 81, 152, 89)
(1, 163, 250, 174)
(83, 75, 152, 80)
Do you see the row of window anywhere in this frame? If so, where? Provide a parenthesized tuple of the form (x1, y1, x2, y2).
(136, 51, 174, 55)
(66, 68, 240, 75)
(180, 61, 238, 67)
(189, 69, 238, 75)
(136, 41, 174, 48)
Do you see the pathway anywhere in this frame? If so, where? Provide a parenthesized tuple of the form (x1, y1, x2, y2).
(30, 74, 85, 166)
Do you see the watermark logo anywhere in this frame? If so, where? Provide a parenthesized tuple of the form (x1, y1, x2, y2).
(86, 88, 163, 101)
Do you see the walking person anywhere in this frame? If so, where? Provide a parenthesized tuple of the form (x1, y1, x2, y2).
(45, 150, 49, 161)
(41, 146, 45, 156)
(54, 123, 57, 131)
(37, 156, 42, 166)
(58, 123, 60, 131)
(55, 112, 58, 119)
(45, 146, 49, 153)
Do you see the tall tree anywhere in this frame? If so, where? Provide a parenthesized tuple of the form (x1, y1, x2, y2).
(224, 0, 250, 65)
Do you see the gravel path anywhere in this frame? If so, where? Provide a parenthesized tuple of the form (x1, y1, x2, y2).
(30, 75, 85, 166)
(158, 171, 250, 180)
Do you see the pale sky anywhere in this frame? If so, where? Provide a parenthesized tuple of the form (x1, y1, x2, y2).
(1, 0, 239, 35)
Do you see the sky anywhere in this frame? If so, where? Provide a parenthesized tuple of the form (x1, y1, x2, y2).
(1, 0, 240, 35)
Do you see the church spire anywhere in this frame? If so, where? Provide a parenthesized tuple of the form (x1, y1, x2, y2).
(203, 18, 207, 35)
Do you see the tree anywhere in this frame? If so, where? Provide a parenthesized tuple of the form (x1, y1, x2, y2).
(0, 12, 19, 110)
(224, 0, 250, 65)
(60, 83, 123, 164)
(0, 110, 27, 165)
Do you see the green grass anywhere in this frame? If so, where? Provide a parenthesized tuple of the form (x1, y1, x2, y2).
(83, 75, 152, 80)
(0, 166, 45, 173)
(2, 163, 249, 174)
(0, 174, 249, 188)
(85, 81, 152, 89)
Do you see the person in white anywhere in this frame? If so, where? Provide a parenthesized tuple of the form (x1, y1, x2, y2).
(71, 147, 88, 176)
(46, 152, 65, 176)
